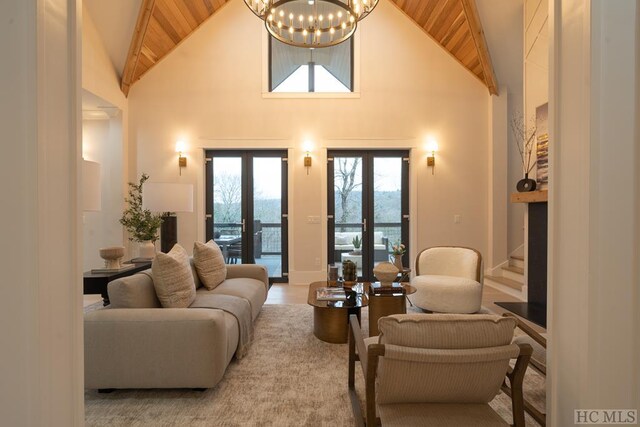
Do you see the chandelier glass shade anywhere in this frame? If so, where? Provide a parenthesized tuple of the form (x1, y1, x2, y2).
(244, 0, 379, 48)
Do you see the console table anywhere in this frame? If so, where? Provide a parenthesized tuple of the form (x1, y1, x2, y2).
(83, 261, 152, 306)
(496, 190, 548, 327)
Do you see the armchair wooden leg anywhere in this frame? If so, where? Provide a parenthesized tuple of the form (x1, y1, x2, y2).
(348, 314, 385, 427)
(349, 315, 365, 427)
(509, 343, 533, 427)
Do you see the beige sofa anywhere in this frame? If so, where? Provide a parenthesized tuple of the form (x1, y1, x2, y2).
(84, 263, 268, 390)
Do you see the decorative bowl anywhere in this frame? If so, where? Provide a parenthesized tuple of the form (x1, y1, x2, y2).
(99, 246, 125, 269)
(373, 261, 399, 284)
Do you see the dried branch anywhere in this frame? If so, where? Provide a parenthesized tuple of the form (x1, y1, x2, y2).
(510, 113, 537, 175)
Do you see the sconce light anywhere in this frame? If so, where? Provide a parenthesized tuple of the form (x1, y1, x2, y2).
(303, 140, 313, 175)
(175, 140, 187, 175)
(425, 138, 439, 175)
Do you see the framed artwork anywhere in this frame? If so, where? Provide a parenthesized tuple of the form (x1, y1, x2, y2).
(535, 103, 549, 188)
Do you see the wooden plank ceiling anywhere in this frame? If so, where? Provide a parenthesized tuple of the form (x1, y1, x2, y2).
(388, 0, 498, 94)
(121, 0, 497, 96)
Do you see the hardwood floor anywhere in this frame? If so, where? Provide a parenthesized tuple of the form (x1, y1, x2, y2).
(266, 282, 546, 333)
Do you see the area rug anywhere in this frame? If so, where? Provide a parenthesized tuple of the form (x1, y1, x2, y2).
(85, 304, 545, 426)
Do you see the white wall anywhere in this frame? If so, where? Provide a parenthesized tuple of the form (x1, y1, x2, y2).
(0, 0, 83, 424)
(548, 0, 640, 423)
(82, 3, 130, 258)
(525, 0, 549, 126)
(524, 0, 549, 183)
(83, 116, 125, 271)
(476, 0, 525, 261)
(128, 0, 490, 282)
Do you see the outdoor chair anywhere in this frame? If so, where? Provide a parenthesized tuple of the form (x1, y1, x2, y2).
(348, 313, 532, 426)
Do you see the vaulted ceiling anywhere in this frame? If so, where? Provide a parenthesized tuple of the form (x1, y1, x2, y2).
(120, 0, 497, 96)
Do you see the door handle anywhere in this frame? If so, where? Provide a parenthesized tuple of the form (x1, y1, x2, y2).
(363, 218, 367, 232)
(242, 219, 246, 233)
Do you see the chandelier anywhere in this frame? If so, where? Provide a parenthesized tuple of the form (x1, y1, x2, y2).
(244, 0, 379, 48)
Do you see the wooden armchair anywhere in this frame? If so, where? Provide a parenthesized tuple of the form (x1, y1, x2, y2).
(501, 312, 547, 426)
(348, 313, 532, 426)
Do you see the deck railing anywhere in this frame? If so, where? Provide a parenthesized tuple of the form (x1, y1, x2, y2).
(213, 221, 403, 258)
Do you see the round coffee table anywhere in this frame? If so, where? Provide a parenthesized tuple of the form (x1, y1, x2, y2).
(308, 281, 368, 343)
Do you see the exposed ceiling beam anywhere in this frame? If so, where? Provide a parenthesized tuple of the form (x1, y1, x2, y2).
(121, 0, 155, 97)
(389, 0, 499, 96)
(460, 0, 499, 95)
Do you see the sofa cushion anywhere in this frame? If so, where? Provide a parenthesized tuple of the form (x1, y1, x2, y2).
(107, 270, 161, 308)
(378, 314, 516, 349)
(197, 278, 267, 321)
(189, 258, 202, 289)
(193, 240, 227, 290)
(373, 231, 384, 244)
(151, 244, 197, 308)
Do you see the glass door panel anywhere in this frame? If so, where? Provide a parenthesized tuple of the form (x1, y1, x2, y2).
(206, 150, 289, 283)
(212, 157, 244, 264)
(253, 157, 284, 279)
(373, 157, 403, 269)
(328, 150, 409, 281)
(332, 156, 364, 278)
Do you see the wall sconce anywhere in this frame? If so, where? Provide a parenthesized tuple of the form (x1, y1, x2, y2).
(425, 138, 439, 175)
(303, 140, 313, 175)
(175, 140, 187, 175)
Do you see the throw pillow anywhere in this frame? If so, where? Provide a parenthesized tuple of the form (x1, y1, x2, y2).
(193, 240, 227, 290)
(151, 244, 196, 308)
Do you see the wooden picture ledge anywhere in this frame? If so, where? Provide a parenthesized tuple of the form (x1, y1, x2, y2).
(511, 190, 548, 203)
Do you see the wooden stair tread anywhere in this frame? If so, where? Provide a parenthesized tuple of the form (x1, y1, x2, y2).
(510, 254, 524, 261)
(502, 265, 524, 275)
(485, 275, 523, 291)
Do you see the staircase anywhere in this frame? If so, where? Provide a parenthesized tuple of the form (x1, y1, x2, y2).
(485, 255, 526, 300)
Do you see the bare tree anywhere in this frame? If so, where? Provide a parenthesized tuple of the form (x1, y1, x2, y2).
(214, 173, 241, 225)
(334, 157, 361, 229)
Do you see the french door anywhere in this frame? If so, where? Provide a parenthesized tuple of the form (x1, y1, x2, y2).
(205, 150, 288, 283)
(327, 150, 409, 282)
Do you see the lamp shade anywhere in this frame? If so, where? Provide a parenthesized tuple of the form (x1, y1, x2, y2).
(143, 183, 194, 213)
(83, 160, 102, 211)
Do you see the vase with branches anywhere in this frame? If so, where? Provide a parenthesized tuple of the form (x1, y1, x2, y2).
(511, 113, 538, 192)
(120, 173, 163, 258)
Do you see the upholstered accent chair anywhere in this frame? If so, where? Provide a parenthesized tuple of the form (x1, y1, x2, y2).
(409, 246, 483, 313)
(348, 313, 532, 427)
(502, 312, 547, 426)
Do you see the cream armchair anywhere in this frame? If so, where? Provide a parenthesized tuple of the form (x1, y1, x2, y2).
(348, 313, 532, 426)
(409, 246, 483, 313)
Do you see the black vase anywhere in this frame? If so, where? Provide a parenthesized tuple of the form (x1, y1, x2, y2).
(516, 173, 537, 192)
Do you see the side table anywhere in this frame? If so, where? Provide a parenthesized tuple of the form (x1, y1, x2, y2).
(368, 282, 416, 336)
(83, 261, 152, 306)
(395, 268, 411, 283)
(307, 281, 368, 344)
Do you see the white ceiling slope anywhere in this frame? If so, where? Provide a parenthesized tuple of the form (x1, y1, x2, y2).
(84, 0, 142, 78)
(475, 0, 524, 95)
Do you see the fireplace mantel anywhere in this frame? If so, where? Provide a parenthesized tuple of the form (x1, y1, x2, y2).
(510, 190, 548, 204)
